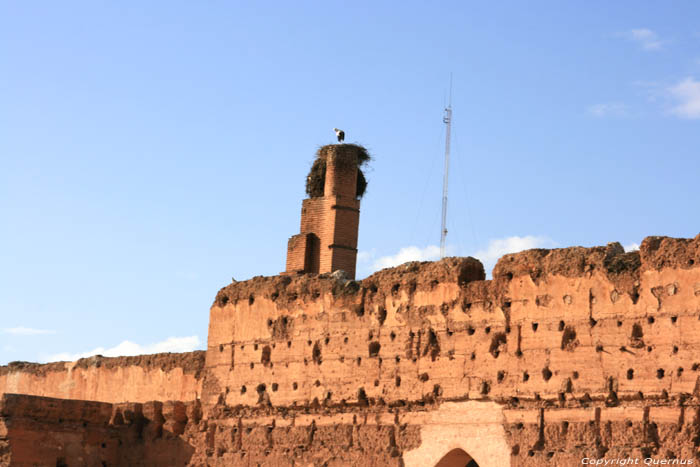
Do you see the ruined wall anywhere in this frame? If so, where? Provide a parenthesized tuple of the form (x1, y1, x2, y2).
(0, 351, 205, 404)
(0, 393, 201, 466)
(202, 234, 700, 465)
(3, 234, 700, 466)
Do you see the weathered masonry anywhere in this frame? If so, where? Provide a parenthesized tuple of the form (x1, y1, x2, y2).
(285, 144, 368, 279)
(3, 234, 699, 466)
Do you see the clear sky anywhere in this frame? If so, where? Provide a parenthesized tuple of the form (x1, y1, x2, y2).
(2, 2, 699, 365)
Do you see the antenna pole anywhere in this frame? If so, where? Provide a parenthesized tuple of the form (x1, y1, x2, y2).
(440, 76, 452, 259)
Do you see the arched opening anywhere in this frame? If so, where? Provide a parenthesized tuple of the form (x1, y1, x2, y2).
(434, 448, 479, 467)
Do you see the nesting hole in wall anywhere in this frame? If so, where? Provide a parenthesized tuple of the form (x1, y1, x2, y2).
(677, 367, 684, 377)
(573, 371, 579, 379)
(314, 380, 320, 387)
(480, 381, 490, 395)
(497, 371, 505, 383)
(391, 283, 400, 295)
(512, 445, 520, 456)
(673, 345, 679, 354)
(671, 316, 678, 324)
(261, 345, 271, 367)
(344, 336, 349, 344)
(292, 382, 298, 390)
(272, 383, 278, 392)
(561, 326, 578, 351)
(356, 357, 362, 366)
(627, 369, 634, 380)
(219, 344, 224, 352)
(589, 317, 598, 327)
(395, 376, 401, 387)
(470, 352, 476, 360)
(250, 363, 254, 369)
(357, 388, 369, 406)
(596, 345, 604, 352)
(631, 323, 644, 338)
(419, 373, 429, 382)
(355, 305, 365, 317)
(648, 316, 655, 324)
(542, 367, 553, 381)
(692, 363, 700, 371)
(485, 326, 491, 334)
(390, 331, 396, 341)
(617, 320, 623, 327)
(312, 341, 322, 365)
(425, 329, 440, 361)
(325, 336, 330, 345)
(467, 326, 475, 335)
(657, 369, 665, 379)
(248, 295, 255, 305)
(378, 307, 387, 325)
(287, 341, 292, 348)
(254, 343, 259, 351)
(523, 372, 529, 382)
(558, 320, 565, 331)
(241, 385, 246, 394)
(532, 322, 539, 332)
(395, 356, 400, 363)
(489, 332, 507, 358)
(369, 341, 381, 357)
(647, 346, 653, 352)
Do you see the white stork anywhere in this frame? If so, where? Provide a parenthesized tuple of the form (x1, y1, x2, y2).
(333, 128, 345, 143)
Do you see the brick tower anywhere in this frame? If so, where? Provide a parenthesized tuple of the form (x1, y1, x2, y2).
(285, 144, 364, 279)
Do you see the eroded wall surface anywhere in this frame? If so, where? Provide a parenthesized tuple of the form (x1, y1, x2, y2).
(2, 234, 700, 466)
(201, 234, 700, 465)
(0, 351, 205, 404)
(0, 393, 201, 466)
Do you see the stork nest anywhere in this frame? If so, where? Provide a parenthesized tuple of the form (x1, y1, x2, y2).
(305, 144, 371, 199)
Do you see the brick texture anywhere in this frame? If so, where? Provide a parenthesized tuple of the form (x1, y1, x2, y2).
(285, 144, 361, 278)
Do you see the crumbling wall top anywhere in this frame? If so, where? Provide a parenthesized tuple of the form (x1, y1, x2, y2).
(0, 351, 206, 378)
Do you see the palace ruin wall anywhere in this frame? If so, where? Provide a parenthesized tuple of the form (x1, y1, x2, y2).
(2, 234, 700, 465)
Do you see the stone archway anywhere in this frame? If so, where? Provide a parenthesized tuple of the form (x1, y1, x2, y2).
(434, 448, 479, 467)
(402, 401, 510, 467)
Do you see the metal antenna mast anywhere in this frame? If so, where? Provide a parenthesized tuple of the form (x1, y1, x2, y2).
(440, 76, 453, 258)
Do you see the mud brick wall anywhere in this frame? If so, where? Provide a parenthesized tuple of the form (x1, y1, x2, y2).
(0, 351, 205, 404)
(3, 234, 700, 466)
(204, 234, 700, 465)
(0, 393, 203, 466)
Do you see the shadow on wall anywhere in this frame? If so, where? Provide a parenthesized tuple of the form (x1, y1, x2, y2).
(434, 448, 479, 467)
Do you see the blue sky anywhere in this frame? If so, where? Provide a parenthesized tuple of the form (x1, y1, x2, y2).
(2, 2, 699, 365)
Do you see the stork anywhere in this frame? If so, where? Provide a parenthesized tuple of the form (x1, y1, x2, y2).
(333, 128, 345, 143)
